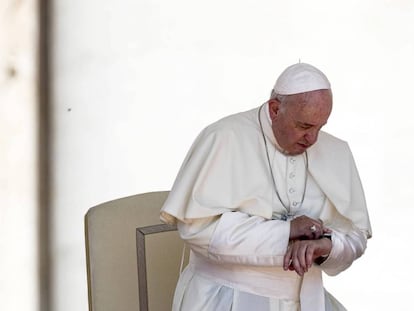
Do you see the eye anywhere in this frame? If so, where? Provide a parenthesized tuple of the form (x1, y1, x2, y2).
(297, 123, 312, 130)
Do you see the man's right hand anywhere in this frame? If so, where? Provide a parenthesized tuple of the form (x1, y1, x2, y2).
(289, 215, 330, 240)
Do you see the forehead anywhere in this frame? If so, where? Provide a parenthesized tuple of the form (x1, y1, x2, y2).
(285, 90, 332, 124)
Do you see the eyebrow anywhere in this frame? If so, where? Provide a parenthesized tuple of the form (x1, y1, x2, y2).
(296, 120, 327, 128)
(296, 121, 314, 127)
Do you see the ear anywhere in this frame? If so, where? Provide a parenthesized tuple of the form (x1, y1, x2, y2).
(268, 99, 280, 121)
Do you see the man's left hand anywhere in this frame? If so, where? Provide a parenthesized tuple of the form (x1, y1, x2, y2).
(283, 238, 332, 276)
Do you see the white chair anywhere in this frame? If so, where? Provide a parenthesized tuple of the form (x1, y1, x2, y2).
(85, 191, 186, 311)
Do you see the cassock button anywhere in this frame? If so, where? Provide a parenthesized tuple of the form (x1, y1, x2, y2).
(289, 188, 295, 193)
(289, 172, 295, 179)
(292, 201, 298, 207)
(289, 158, 296, 163)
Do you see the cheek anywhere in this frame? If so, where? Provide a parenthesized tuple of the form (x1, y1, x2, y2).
(287, 130, 303, 143)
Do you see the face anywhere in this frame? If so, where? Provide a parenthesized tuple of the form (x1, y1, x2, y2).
(268, 89, 332, 155)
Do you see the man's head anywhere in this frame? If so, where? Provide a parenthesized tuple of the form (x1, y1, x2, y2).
(268, 63, 333, 155)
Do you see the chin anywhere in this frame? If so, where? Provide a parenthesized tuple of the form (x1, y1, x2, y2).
(289, 146, 307, 155)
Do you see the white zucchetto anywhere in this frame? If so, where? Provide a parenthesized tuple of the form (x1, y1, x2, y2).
(273, 63, 331, 95)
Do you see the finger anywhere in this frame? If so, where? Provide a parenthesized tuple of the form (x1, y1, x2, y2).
(313, 220, 324, 232)
(313, 227, 324, 239)
(305, 243, 315, 268)
(308, 222, 323, 240)
(297, 243, 309, 273)
(297, 217, 324, 240)
(284, 245, 293, 271)
(313, 220, 328, 239)
(323, 227, 332, 234)
(291, 243, 304, 276)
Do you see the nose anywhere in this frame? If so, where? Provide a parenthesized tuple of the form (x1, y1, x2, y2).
(305, 129, 319, 145)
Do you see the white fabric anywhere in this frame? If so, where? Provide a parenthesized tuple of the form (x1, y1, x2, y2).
(161, 104, 371, 310)
(175, 204, 363, 310)
(161, 105, 371, 238)
(272, 63, 331, 95)
(191, 251, 302, 299)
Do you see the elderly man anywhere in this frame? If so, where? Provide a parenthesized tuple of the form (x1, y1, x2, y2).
(160, 63, 372, 311)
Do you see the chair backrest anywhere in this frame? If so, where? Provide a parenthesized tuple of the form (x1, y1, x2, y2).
(85, 191, 185, 311)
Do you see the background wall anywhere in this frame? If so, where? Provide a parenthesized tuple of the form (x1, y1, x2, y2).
(22, 0, 414, 310)
(0, 1, 39, 310)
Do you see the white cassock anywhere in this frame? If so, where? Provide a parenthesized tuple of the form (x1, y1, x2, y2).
(161, 103, 372, 311)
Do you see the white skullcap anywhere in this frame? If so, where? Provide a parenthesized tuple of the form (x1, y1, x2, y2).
(273, 63, 331, 95)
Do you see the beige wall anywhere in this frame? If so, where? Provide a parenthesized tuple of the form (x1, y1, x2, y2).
(2, 1, 414, 310)
(51, 1, 414, 310)
(0, 1, 39, 310)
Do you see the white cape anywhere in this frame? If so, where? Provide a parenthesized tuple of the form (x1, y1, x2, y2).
(161, 105, 372, 239)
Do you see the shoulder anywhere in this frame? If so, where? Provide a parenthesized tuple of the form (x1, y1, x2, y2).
(199, 106, 260, 139)
(308, 131, 353, 164)
(317, 131, 349, 149)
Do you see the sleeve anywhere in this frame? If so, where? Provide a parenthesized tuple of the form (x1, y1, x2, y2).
(178, 211, 291, 267)
(319, 224, 368, 276)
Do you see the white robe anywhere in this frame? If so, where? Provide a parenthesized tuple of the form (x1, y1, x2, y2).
(161, 104, 372, 311)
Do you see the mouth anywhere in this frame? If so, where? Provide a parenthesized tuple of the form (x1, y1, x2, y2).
(297, 143, 310, 149)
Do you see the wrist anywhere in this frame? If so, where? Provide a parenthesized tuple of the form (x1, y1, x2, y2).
(314, 236, 332, 265)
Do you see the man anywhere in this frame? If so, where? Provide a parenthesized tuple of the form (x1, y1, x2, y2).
(160, 63, 372, 311)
